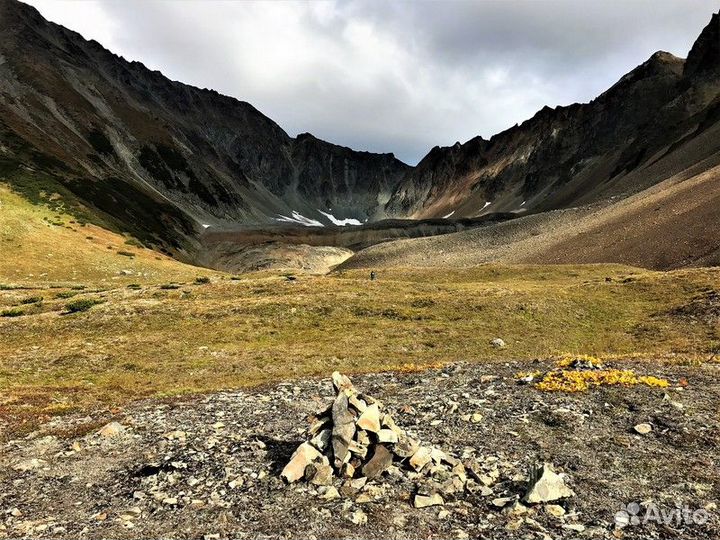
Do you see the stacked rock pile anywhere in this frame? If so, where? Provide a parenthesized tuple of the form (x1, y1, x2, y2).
(282, 372, 477, 507)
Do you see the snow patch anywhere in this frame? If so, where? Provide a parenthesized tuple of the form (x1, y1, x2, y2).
(201, 224, 211, 229)
(520, 201, 526, 207)
(443, 210, 455, 219)
(481, 201, 492, 211)
(274, 211, 324, 227)
(318, 210, 362, 226)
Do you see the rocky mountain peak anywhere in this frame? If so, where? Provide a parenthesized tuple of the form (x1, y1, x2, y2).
(684, 11, 720, 79)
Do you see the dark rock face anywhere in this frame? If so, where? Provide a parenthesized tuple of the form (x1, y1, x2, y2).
(684, 12, 719, 79)
(0, 0, 718, 264)
(385, 13, 720, 221)
(0, 0, 409, 257)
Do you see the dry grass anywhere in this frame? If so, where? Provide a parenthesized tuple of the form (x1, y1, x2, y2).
(2, 183, 720, 436)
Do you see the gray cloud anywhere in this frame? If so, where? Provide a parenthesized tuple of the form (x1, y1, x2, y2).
(25, 0, 718, 164)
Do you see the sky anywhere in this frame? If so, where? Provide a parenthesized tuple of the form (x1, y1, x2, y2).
(24, 0, 717, 165)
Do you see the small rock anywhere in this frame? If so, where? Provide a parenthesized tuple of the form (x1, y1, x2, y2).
(377, 429, 398, 443)
(545, 504, 566, 518)
(162, 497, 178, 505)
(98, 421, 125, 437)
(414, 493, 445, 508)
(490, 338, 506, 349)
(310, 463, 334, 486)
(471, 413, 483, 423)
(350, 509, 367, 525)
(362, 445, 393, 479)
(523, 463, 574, 504)
(633, 423, 652, 435)
(409, 447, 433, 471)
(9, 508, 22, 517)
(13, 458, 47, 472)
(318, 486, 340, 499)
(357, 403, 381, 433)
(281, 442, 321, 483)
(492, 496, 515, 508)
(563, 524, 586, 532)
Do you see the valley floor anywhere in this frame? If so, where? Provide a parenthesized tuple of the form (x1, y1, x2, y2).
(1, 361, 719, 539)
(2, 264, 720, 436)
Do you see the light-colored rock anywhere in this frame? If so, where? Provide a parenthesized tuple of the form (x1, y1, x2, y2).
(414, 493, 444, 508)
(98, 421, 125, 438)
(280, 442, 321, 483)
(394, 434, 419, 458)
(409, 446, 433, 471)
(491, 338, 506, 349)
(310, 428, 332, 452)
(13, 458, 47, 472)
(523, 463, 574, 504)
(318, 486, 340, 499)
(471, 413, 483, 423)
(310, 463, 334, 486)
(633, 423, 652, 435)
(377, 428, 398, 444)
(357, 403, 381, 433)
(350, 509, 367, 525)
(545, 504, 566, 518)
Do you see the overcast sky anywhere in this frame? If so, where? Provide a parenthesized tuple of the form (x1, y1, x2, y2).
(24, 0, 717, 165)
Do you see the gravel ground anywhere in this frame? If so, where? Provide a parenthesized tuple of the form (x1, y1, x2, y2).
(2, 360, 719, 540)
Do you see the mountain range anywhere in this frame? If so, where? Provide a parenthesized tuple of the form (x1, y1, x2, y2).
(0, 0, 718, 270)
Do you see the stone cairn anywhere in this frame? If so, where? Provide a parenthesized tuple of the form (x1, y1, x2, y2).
(281, 372, 467, 507)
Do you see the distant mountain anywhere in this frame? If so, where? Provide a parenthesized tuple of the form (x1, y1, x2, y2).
(385, 12, 720, 221)
(0, 0, 718, 270)
(0, 0, 408, 258)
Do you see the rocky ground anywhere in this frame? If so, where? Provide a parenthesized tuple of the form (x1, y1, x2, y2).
(2, 360, 719, 540)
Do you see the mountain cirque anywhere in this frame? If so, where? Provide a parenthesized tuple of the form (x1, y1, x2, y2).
(2, 362, 719, 539)
(0, 0, 718, 271)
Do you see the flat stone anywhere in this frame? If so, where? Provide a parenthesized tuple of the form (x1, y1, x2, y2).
(332, 393, 356, 468)
(98, 421, 125, 438)
(362, 444, 393, 479)
(394, 434, 419, 458)
(310, 463, 334, 486)
(633, 423, 652, 435)
(281, 442, 322, 483)
(332, 371, 355, 393)
(492, 496, 515, 508)
(409, 447, 433, 471)
(545, 504, 566, 518)
(348, 395, 367, 413)
(377, 429, 398, 444)
(357, 403, 381, 433)
(318, 486, 340, 499)
(13, 458, 47, 472)
(310, 428, 332, 452)
(414, 493, 445, 508)
(523, 463, 574, 504)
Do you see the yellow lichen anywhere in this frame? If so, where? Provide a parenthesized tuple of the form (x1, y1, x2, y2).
(533, 368, 670, 392)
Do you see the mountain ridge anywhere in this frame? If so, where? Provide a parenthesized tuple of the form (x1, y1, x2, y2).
(1, 0, 719, 270)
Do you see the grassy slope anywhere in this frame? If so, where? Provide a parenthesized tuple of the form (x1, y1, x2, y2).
(0, 184, 208, 285)
(1, 183, 719, 434)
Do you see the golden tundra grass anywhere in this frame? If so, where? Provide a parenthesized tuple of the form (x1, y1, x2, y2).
(1, 184, 719, 434)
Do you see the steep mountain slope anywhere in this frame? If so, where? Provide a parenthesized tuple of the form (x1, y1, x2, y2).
(0, 0, 409, 259)
(0, 0, 718, 272)
(385, 12, 720, 221)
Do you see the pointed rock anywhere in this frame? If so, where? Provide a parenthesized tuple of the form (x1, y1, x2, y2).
(281, 442, 321, 483)
(331, 392, 356, 468)
(523, 463, 574, 504)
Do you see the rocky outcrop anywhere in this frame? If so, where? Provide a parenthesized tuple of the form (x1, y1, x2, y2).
(0, 0, 408, 257)
(385, 12, 720, 221)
